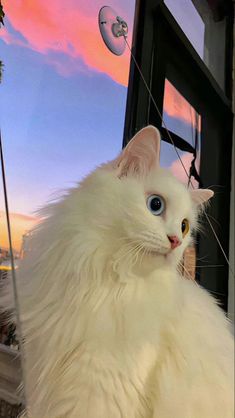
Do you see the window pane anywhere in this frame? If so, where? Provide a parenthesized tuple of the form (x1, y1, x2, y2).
(164, 0, 205, 58)
(161, 79, 201, 187)
(164, 0, 227, 90)
(163, 79, 201, 147)
(160, 141, 194, 185)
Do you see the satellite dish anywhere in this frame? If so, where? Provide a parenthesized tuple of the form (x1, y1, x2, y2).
(98, 6, 128, 56)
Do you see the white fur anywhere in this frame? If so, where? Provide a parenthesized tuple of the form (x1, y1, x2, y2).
(1, 127, 234, 417)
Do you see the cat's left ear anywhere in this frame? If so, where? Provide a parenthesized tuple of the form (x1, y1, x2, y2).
(190, 189, 214, 206)
(114, 125, 161, 177)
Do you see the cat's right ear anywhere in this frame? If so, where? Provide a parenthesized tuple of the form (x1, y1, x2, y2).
(113, 125, 161, 178)
(190, 189, 214, 206)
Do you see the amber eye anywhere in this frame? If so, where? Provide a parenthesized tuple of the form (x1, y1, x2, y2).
(181, 219, 189, 237)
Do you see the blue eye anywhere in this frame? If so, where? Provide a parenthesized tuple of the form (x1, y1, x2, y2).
(147, 195, 165, 216)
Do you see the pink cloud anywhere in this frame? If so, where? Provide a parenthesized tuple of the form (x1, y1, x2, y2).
(164, 79, 201, 131)
(1, 0, 134, 86)
(0, 26, 27, 47)
(44, 53, 88, 78)
(170, 152, 199, 187)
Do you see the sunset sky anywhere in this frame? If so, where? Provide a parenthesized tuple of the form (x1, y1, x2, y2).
(0, 0, 202, 251)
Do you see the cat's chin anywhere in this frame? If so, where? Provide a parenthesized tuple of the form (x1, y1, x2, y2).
(131, 250, 169, 276)
(145, 247, 180, 268)
(143, 248, 172, 266)
(146, 248, 171, 257)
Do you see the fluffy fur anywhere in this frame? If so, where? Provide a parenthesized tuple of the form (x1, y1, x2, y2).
(1, 126, 234, 417)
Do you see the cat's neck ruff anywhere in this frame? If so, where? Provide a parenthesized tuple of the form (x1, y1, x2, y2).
(100, 241, 175, 283)
(131, 252, 173, 278)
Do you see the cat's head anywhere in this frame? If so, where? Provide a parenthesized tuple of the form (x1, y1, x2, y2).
(62, 126, 213, 276)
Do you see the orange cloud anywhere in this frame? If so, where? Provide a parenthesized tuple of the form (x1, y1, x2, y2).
(0, 211, 39, 252)
(164, 79, 201, 131)
(1, 0, 132, 85)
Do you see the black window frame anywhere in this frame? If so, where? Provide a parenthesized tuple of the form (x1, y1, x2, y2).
(124, 0, 233, 311)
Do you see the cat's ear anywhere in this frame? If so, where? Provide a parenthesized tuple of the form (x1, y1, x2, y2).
(114, 125, 161, 177)
(190, 189, 214, 206)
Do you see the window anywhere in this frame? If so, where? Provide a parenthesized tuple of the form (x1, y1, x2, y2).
(124, 0, 233, 310)
(161, 78, 201, 187)
(164, 0, 233, 92)
(164, 0, 205, 58)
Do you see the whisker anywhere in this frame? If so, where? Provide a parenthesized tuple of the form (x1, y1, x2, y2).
(204, 213, 221, 229)
(195, 264, 224, 268)
(114, 240, 143, 268)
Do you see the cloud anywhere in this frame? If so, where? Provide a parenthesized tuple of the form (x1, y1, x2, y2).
(170, 152, 199, 187)
(44, 52, 89, 78)
(164, 79, 201, 131)
(1, 0, 134, 85)
(1, 0, 204, 132)
(0, 26, 27, 47)
(0, 211, 39, 252)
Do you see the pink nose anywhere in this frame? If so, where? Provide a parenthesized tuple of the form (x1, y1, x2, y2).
(168, 235, 182, 249)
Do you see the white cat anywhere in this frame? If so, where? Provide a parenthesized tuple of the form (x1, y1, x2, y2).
(2, 126, 234, 418)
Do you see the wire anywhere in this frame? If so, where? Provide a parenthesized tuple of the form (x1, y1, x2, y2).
(124, 37, 235, 279)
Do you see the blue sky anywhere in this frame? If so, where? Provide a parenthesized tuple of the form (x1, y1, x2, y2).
(0, 0, 203, 250)
(0, 38, 128, 215)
